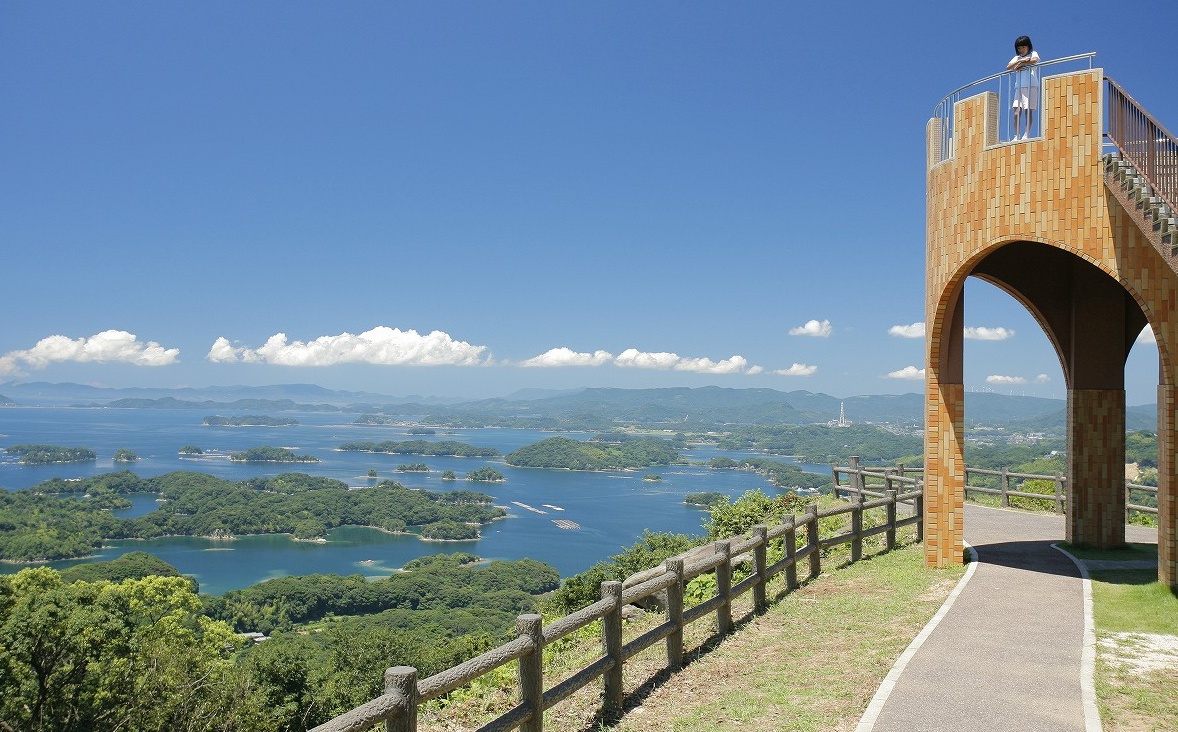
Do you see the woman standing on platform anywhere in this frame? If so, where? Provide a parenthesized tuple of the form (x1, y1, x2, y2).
(1007, 35, 1040, 140)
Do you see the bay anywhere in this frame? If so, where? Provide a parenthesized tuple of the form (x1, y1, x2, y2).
(0, 407, 831, 594)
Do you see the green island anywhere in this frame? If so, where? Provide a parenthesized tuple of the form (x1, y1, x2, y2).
(708, 455, 829, 492)
(717, 424, 924, 463)
(684, 491, 727, 507)
(504, 435, 680, 470)
(0, 470, 506, 562)
(113, 449, 140, 463)
(397, 462, 430, 472)
(178, 445, 204, 454)
(229, 446, 319, 463)
(407, 427, 437, 435)
(337, 439, 499, 458)
(204, 415, 299, 427)
(441, 470, 457, 480)
(466, 466, 505, 482)
(4, 444, 97, 465)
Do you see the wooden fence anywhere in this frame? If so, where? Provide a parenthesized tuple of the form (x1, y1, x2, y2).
(831, 456, 1160, 518)
(311, 488, 924, 732)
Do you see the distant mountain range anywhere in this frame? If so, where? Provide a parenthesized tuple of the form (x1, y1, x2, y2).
(0, 381, 465, 407)
(0, 381, 1159, 431)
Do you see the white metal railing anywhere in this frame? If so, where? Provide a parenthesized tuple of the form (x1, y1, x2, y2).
(931, 53, 1097, 164)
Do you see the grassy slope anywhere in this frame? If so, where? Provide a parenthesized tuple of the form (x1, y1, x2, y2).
(420, 536, 964, 732)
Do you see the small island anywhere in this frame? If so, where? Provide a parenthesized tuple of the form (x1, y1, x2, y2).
(397, 463, 430, 472)
(407, 427, 437, 435)
(441, 470, 457, 481)
(337, 440, 499, 458)
(113, 449, 140, 463)
(643, 474, 662, 482)
(204, 415, 299, 427)
(179, 445, 204, 455)
(685, 492, 727, 507)
(5, 444, 97, 465)
(504, 435, 680, 471)
(229, 446, 319, 463)
(467, 466, 505, 483)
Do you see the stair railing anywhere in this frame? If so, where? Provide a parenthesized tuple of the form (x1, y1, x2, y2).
(1105, 77, 1178, 212)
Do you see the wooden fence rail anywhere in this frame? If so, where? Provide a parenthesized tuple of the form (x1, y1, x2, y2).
(831, 456, 1160, 518)
(311, 488, 924, 732)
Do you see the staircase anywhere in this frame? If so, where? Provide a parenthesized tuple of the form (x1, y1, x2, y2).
(1104, 151, 1177, 256)
(1104, 77, 1178, 260)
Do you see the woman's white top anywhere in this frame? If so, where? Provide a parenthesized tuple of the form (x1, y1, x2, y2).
(1008, 50, 1040, 90)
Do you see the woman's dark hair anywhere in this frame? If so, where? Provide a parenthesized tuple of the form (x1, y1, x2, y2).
(1014, 35, 1033, 52)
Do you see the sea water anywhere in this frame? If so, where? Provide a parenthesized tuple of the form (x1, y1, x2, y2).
(0, 408, 831, 593)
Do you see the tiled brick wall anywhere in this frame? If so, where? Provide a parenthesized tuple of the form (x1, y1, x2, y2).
(925, 70, 1177, 587)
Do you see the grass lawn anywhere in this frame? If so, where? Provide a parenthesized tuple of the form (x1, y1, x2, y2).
(1082, 552, 1178, 732)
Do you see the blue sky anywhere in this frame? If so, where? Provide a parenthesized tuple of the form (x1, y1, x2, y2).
(2, 2, 1175, 404)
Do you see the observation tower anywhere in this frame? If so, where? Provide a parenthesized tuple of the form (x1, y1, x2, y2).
(924, 54, 1177, 588)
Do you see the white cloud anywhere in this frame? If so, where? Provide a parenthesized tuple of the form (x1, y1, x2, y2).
(886, 365, 925, 380)
(888, 322, 926, 338)
(207, 327, 487, 367)
(986, 374, 1027, 385)
(614, 349, 683, 370)
(520, 347, 614, 368)
(613, 348, 760, 374)
(0, 330, 180, 376)
(772, 363, 818, 376)
(673, 354, 751, 374)
(207, 337, 242, 364)
(1034, 374, 1050, 383)
(965, 326, 1015, 341)
(1137, 326, 1157, 345)
(789, 319, 832, 337)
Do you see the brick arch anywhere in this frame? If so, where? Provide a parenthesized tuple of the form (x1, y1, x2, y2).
(925, 67, 1177, 586)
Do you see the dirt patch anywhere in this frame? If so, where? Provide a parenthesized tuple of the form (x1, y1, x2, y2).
(1099, 632, 1178, 674)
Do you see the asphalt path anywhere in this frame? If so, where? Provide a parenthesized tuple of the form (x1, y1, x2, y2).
(858, 503, 1158, 732)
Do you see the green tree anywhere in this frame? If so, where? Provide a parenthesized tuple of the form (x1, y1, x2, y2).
(0, 569, 255, 732)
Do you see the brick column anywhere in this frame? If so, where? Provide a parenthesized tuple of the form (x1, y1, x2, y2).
(925, 380, 965, 567)
(1158, 384, 1177, 589)
(1066, 388, 1127, 548)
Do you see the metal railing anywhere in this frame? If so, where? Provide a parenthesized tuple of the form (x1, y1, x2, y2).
(1105, 77, 1178, 212)
(931, 53, 1097, 164)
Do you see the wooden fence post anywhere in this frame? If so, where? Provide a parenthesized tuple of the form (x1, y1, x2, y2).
(806, 504, 821, 580)
(1000, 467, 1010, 507)
(851, 502, 863, 563)
(385, 666, 418, 732)
(915, 491, 925, 543)
(714, 540, 732, 634)
(752, 525, 768, 612)
(1054, 474, 1065, 513)
(784, 518, 798, 592)
(517, 614, 544, 732)
(831, 462, 841, 499)
(849, 456, 862, 498)
(600, 581, 623, 720)
(665, 558, 685, 670)
(886, 489, 897, 550)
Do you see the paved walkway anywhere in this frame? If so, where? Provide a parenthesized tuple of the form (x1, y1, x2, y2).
(857, 503, 1159, 732)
